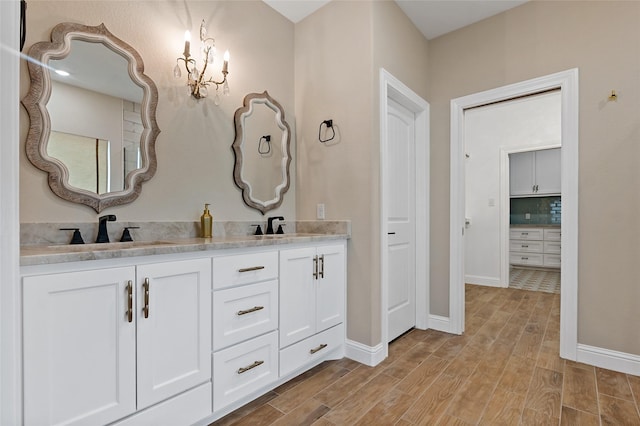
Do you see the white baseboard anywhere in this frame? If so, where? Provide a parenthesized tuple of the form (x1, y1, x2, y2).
(345, 339, 385, 367)
(428, 314, 455, 334)
(465, 275, 503, 288)
(576, 344, 640, 376)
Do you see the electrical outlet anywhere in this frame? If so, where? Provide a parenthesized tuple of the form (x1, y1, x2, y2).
(316, 203, 325, 220)
(525, 213, 531, 219)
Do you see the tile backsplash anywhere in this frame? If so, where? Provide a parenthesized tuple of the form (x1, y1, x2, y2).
(510, 196, 561, 225)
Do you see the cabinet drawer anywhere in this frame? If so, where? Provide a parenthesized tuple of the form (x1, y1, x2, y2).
(543, 254, 562, 268)
(509, 240, 543, 253)
(213, 331, 278, 411)
(509, 228, 543, 241)
(543, 241, 561, 254)
(509, 253, 543, 266)
(279, 323, 344, 378)
(544, 228, 561, 241)
(213, 251, 278, 290)
(213, 280, 278, 351)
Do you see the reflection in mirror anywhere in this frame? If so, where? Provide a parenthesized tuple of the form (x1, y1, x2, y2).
(22, 23, 159, 212)
(232, 91, 291, 214)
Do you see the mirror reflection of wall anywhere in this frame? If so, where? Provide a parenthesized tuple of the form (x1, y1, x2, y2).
(48, 131, 110, 193)
(241, 101, 286, 203)
(47, 80, 142, 193)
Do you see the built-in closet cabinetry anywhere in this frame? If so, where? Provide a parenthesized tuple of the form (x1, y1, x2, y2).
(510, 148, 561, 196)
(22, 259, 212, 426)
(509, 227, 561, 268)
(21, 239, 346, 426)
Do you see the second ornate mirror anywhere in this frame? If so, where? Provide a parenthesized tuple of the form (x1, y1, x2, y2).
(232, 91, 292, 214)
(22, 22, 160, 212)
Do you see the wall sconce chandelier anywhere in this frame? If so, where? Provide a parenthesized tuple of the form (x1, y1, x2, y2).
(174, 20, 229, 102)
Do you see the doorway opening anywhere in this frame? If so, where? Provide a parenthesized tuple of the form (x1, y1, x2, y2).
(450, 69, 579, 360)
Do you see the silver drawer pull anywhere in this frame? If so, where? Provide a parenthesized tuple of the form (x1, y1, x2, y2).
(237, 360, 264, 374)
(238, 266, 265, 273)
(521, 232, 528, 236)
(310, 343, 328, 355)
(522, 257, 529, 260)
(522, 244, 529, 248)
(237, 306, 264, 316)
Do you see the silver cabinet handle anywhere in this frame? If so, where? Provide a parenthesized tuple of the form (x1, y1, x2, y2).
(310, 343, 328, 355)
(126, 280, 133, 323)
(237, 360, 264, 374)
(143, 278, 150, 319)
(313, 255, 319, 279)
(237, 306, 264, 316)
(319, 255, 325, 279)
(238, 266, 265, 273)
(522, 244, 529, 248)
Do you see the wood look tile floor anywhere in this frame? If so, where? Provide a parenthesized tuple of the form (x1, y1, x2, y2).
(212, 285, 640, 425)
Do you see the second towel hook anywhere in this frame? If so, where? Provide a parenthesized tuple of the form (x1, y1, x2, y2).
(318, 119, 335, 143)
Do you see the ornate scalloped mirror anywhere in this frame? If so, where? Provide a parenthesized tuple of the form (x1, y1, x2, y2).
(232, 91, 291, 214)
(22, 22, 160, 212)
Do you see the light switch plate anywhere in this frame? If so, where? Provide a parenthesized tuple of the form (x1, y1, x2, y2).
(316, 203, 325, 220)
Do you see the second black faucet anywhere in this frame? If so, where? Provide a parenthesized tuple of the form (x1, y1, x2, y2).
(96, 214, 116, 243)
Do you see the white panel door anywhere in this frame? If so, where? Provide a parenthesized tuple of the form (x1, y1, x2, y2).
(23, 267, 137, 426)
(279, 247, 317, 348)
(316, 244, 345, 332)
(387, 99, 416, 342)
(136, 258, 212, 410)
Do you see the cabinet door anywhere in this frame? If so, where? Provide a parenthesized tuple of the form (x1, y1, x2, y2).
(316, 244, 345, 332)
(279, 247, 317, 348)
(534, 148, 561, 194)
(23, 267, 136, 426)
(136, 258, 212, 410)
(509, 151, 535, 196)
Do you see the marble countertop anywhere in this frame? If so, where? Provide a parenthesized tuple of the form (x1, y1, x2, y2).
(20, 233, 348, 267)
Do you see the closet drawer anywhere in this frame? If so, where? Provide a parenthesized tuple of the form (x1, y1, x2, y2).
(543, 241, 561, 254)
(213, 280, 278, 351)
(543, 228, 561, 241)
(280, 324, 344, 378)
(509, 253, 543, 267)
(543, 254, 562, 268)
(213, 331, 278, 411)
(213, 251, 278, 290)
(509, 228, 543, 241)
(509, 240, 543, 253)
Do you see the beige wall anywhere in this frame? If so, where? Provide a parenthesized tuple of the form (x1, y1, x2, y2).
(295, 1, 428, 346)
(20, 1, 296, 223)
(428, 1, 640, 355)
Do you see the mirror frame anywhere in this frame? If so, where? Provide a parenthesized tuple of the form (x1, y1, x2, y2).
(232, 91, 292, 215)
(22, 22, 160, 212)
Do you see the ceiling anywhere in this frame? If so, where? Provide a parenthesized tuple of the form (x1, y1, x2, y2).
(263, 0, 528, 40)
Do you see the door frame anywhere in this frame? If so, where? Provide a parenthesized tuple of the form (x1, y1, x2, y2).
(1, 0, 22, 424)
(449, 69, 579, 360)
(380, 68, 429, 357)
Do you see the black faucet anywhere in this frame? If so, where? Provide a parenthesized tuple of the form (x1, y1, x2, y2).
(96, 215, 116, 243)
(266, 216, 284, 235)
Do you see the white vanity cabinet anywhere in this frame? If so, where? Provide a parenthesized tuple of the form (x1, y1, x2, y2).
(279, 243, 345, 377)
(510, 148, 561, 196)
(212, 250, 280, 411)
(22, 258, 212, 426)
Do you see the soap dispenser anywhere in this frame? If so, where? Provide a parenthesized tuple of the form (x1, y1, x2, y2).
(201, 204, 213, 238)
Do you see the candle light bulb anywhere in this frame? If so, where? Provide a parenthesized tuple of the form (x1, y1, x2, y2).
(183, 30, 191, 57)
(222, 50, 230, 73)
